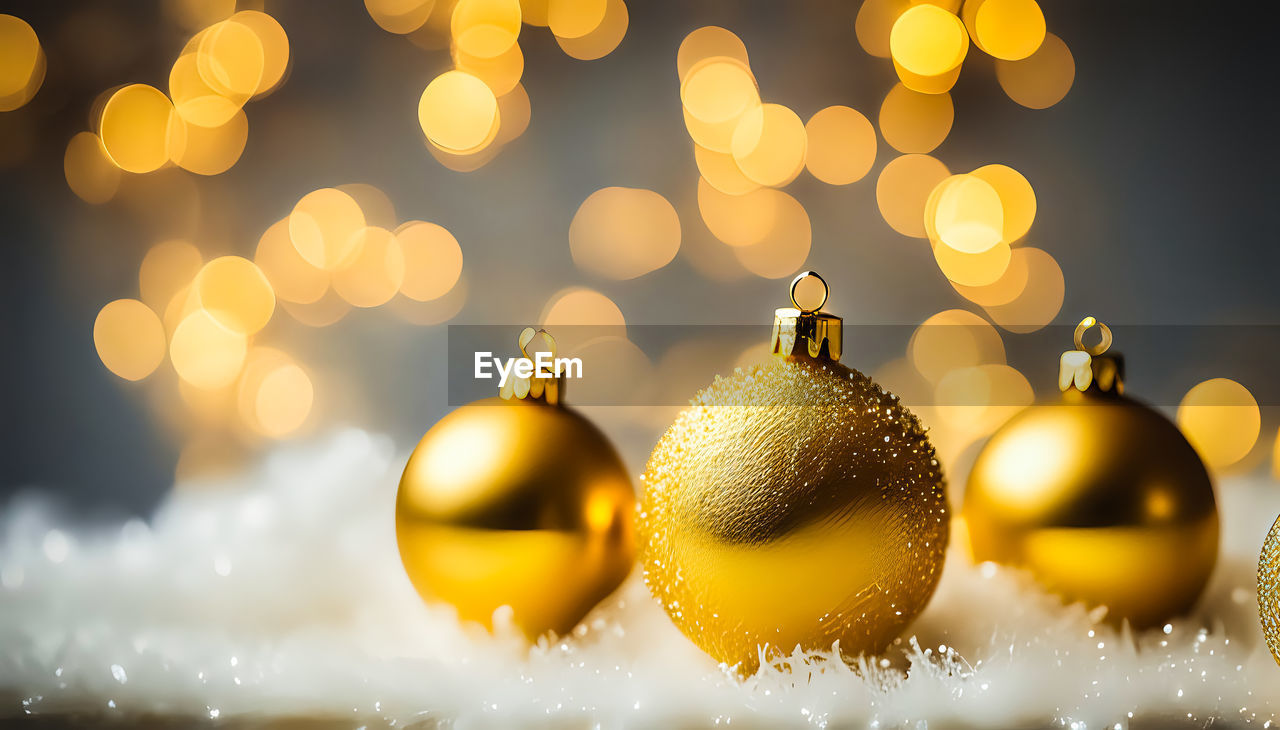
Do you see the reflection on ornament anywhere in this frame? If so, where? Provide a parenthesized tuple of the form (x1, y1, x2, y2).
(964, 318, 1219, 628)
(397, 328, 635, 638)
(639, 272, 949, 674)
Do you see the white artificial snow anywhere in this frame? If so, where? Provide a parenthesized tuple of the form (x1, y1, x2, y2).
(1, 428, 1278, 727)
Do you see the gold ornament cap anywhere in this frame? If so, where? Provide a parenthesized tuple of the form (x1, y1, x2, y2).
(1059, 316, 1125, 395)
(498, 327, 564, 405)
(771, 271, 843, 361)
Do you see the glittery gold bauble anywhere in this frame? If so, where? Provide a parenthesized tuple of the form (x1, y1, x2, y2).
(639, 273, 949, 673)
(396, 329, 635, 639)
(1258, 515, 1280, 666)
(964, 318, 1218, 628)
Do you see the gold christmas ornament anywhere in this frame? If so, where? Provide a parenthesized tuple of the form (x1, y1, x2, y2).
(1259, 515, 1280, 666)
(639, 272, 949, 673)
(397, 328, 635, 638)
(964, 317, 1219, 628)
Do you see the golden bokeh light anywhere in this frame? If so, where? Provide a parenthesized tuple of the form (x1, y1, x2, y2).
(996, 32, 1074, 109)
(288, 188, 368, 270)
(681, 59, 758, 125)
(336, 183, 398, 230)
(730, 102, 807, 187)
(982, 246, 1063, 332)
(541, 286, 626, 328)
(93, 299, 167, 382)
(197, 18, 265, 100)
(731, 190, 811, 279)
(879, 83, 953, 154)
(194, 256, 276, 335)
(876, 153, 950, 238)
(555, 0, 627, 60)
(521, 0, 550, 26)
(909, 308, 1005, 384)
(162, 284, 201, 336)
(280, 288, 353, 328)
(452, 0, 522, 58)
(169, 47, 245, 129)
(566, 335, 652, 404)
(390, 273, 470, 325)
(140, 239, 203, 312)
(934, 238, 1011, 287)
(934, 174, 1004, 253)
(890, 4, 968, 94)
(683, 106, 747, 154)
(232, 11, 290, 96)
(365, 0, 436, 34)
(409, 0, 458, 49)
(171, 108, 248, 175)
(695, 145, 760, 195)
(922, 172, 958, 242)
(255, 218, 330, 305)
(236, 346, 288, 425)
(971, 163, 1036, 242)
(64, 132, 121, 205)
(494, 84, 531, 145)
(253, 363, 314, 438)
(547, 0, 608, 40)
(1273, 428, 1280, 480)
(540, 285, 626, 358)
(1177, 378, 1262, 470)
(98, 84, 185, 174)
(950, 241, 1032, 306)
(855, 0, 910, 58)
(418, 70, 500, 153)
(804, 106, 877, 185)
(569, 187, 681, 280)
(332, 226, 407, 307)
(397, 221, 464, 302)
(934, 362, 1033, 435)
(164, 0, 235, 32)
(0, 14, 45, 112)
(236, 347, 315, 439)
(697, 178, 779, 248)
(170, 309, 249, 390)
(973, 0, 1045, 61)
(677, 26, 749, 82)
(679, 224, 750, 283)
(176, 376, 236, 428)
(426, 136, 502, 171)
(454, 40, 524, 96)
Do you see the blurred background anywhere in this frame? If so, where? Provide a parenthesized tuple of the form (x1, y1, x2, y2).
(1, 0, 1277, 519)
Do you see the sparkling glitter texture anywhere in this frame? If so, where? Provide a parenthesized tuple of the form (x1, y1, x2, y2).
(1259, 513, 1280, 667)
(639, 356, 949, 673)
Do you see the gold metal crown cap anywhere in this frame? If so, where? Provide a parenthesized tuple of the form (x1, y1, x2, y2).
(1059, 316, 1125, 395)
(771, 271, 843, 362)
(498, 327, 564, 405)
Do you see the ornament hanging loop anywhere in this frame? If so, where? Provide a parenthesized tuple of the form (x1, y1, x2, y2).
(519, 326, 557, 360)
(501, 327, 563, 405)
(1060, 315, 1123, 395)
(1074, 316, 1113, 356)
(773, 271, 842, 361)
(790, 271, 829, 313)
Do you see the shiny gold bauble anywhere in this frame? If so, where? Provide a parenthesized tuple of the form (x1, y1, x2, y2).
(639, 356, 950, 673)
(1257, 514, 1280, 666)
(964, 387, 1219, 628)
(397, 397, 635, 638)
